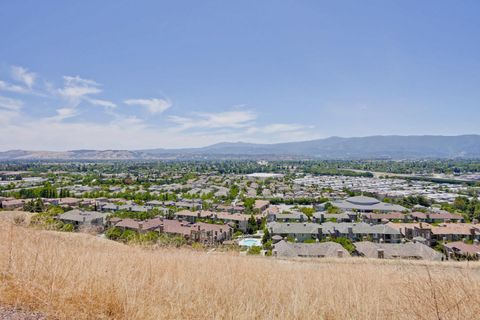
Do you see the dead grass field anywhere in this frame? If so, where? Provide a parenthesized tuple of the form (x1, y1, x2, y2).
(1, 216, 480, 319)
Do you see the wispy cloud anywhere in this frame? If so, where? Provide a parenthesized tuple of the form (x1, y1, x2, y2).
(169, 110, 256, 130)
(47, 107, 79, 122)
(58, 76, 102, 102)
(0, 80, 28, 94)
(124, 98, 172, 114)
(88, 98, 117, 109)
(0, 95, 23, 125)
(0, 64, 321, 149)
(11, 66, 36, 88)
(259, 123, 311, 134)
(0, 95, 23, 111)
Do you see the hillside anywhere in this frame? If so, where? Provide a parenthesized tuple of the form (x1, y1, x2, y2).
(1, 135, 480, 160)
(1, 218, 480, 319)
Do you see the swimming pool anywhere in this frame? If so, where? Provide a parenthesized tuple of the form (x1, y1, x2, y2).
(238, 238, 262, 247)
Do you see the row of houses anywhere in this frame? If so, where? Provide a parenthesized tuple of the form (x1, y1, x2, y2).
(387, 222, 480, 246)
(267, 210, 464, 225)
(268, 222, 402, 243)
(272, 240, 444, 261)
(111, 217, 232, 245)
(56, 209, 234, 245)
(0, 197, 94, 210)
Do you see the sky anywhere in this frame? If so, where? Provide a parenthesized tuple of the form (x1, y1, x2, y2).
(0, 0, 479, 151)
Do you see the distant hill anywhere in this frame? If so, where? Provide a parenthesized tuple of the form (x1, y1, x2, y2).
(1, 135, 480, 160)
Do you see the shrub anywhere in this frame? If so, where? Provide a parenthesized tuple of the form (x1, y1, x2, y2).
(247, 245, 262, 255)
(233, 231, 243, 238)
(120, 230, 138, 242)
(139, 231, 159, 244)
(105, 227, 122, 240)
(328, 237, 355, 253)
(263, 240, 273, 250)
(61, 223, 74, 232)
(286, 235, 296, 243)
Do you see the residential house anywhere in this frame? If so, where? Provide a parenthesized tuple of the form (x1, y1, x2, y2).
(1, 199, 25, 210)
(313, 212, 357, 223)
(389, 222, 480, 246)
(268, 222, 323, 242)
(361, 212, 410, 224)
(254, 200, 270, 212)
(272, 240, 350, 258)
(59, 197, 81, 207)
(320, 222, 402, 243)
(410, 212, 464, 223)
(115, 218, 232, 244)
(267, 211, 308, 223)
(354, 241, 443, 261)
(443, 241, 480, 260)
(174, 210, 212, 223)
(58, 209, 106, 230)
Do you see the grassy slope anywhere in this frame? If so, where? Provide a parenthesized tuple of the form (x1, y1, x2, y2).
(1, 218, 480, 319)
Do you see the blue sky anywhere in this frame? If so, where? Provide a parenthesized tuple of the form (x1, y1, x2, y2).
(0, 1, 479, 150)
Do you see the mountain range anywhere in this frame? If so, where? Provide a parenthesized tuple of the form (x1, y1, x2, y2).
(1, 135, 480, 160)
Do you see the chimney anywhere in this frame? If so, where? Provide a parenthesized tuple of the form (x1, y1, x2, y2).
(317, 227, 323, 239)
(337, 250, 344, 258)
(377, 249, 384, 259)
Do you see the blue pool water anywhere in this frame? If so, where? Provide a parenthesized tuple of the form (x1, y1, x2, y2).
(238, 238, 262, 247)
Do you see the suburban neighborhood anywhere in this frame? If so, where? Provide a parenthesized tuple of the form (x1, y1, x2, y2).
(2, 160, 479, 261)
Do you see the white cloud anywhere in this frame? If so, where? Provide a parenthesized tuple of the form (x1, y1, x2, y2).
(124, 98, 172, 114)
(58, 76, 101, 101)
(47, 107, 79, 122)
(168, 110, 256, 130)
(0, 95, 23, 111)
(88, 98, 117, 109)
(0, 96, 23, 126)
(0, 80, 28, 93)
(11, 66, 36, 88)
(261, 123, 311, 134)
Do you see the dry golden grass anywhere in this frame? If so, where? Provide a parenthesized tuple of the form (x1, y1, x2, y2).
(1, 219, 480, 320)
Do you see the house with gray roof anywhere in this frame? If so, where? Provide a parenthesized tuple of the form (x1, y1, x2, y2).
(354, 241, 443, 261)
(320, 222, 402, 243)
(330, 196, 407, 213)
(268, 221, 402, 243)
(100, 203, 119, 212)
(58, 209, 107, 229)
(268, 222, 323, 242)
(267, 211, 308, 223)
(272, 240, 350, 258)
(313, 212, 357, 223)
